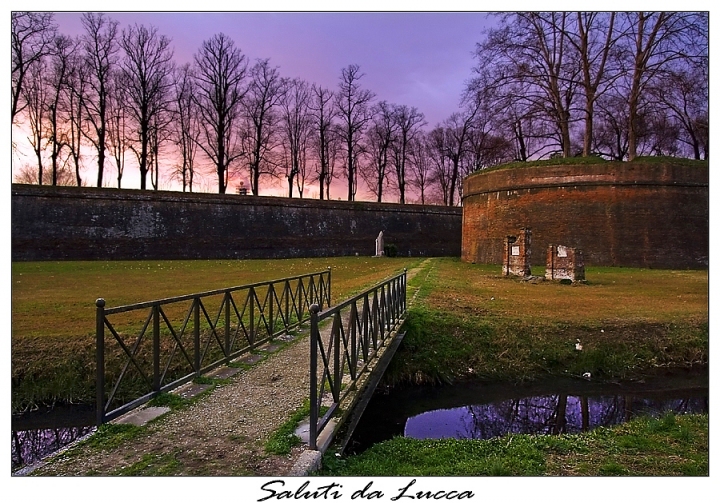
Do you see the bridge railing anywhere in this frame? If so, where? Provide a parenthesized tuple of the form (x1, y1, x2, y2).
(308, 269, 407, 450)
(95, 269, 331, 425)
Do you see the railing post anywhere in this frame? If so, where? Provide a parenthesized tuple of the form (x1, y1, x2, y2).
(249, 287, 255, 345)
(194, 298, 201, 373)
(350, 302, 357, 375)
(285, 280, 290, 327)
(96, 298, 106, 426)
(269, 284, 275, 336)
(308, 275, 315, 307)
(333, 312, 341, 401)
(309, 303, 320, 450)
(225, 292, 231, 356)
(153, 304, 161, 392)
(327, 267, 332, 308)
(403, 269, 407, 312)
(362, 293, 370, 361)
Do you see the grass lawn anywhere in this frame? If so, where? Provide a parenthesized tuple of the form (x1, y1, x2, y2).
(11, 256, 421, 411)
(320, 412, 708, 476)
(11, 256, 708, 477)
(386, 258, 708, 385)
(320, 257, 708, 477)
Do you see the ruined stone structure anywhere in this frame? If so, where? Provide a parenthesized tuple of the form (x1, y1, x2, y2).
(462, 159, 708, 269)
(502, 228, 532, 277)
(375, 231, 385, 257)
(546, 245, 585, 282)
(12, 184, 462, 261)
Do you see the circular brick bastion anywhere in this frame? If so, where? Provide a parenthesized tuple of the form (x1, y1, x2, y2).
(461, 158, 708, 269)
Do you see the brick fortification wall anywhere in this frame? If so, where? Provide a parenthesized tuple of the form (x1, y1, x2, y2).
(461, 160, 708, 269)
(12, 184, 462, 261)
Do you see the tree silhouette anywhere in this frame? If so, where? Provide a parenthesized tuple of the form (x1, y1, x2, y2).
(193, 33, 248, 194)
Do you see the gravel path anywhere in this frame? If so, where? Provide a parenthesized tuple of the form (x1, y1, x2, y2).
(28, 260, 431, 476)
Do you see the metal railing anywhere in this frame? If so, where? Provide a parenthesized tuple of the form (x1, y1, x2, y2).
(95, 269, 331, 425)
(308, 269, 407, 450)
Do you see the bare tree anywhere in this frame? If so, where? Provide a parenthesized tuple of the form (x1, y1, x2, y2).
(22, 59, 48, 184)
(106, 70, 128, 188)
(362, 101, 395, 202)
(407, 133, 433, 205)
(279, 78, 312, 198)
(193, 32, 248, 194)
(14, 162, 74, 186)
(593, 92, 631, 161)
(390, 104, 425, 203)
(81, 12, 120, 187)
(335, 64, 375, 201)
(565, 12, 621, 156)
(45, 35, 75, 186)
(443, 107, 478, 206)
(468, 44, 554, 162)
(648, 65, 707, 160)
(171, 64, 201, 191)
(309, 84, 337, 200)
(147, 105, 175, 191)
(467, 127, 514, 170)
(462, 95, 515, 171)
(426, 126, 454, 206)
(323, 125, 342, 200)
(120, 23, 175, 190)
(620, 12, 708, 160)
(239, 59, 285, 195)
(11, 12, 56, 123)
(65, 43, 88, 186)
(474, 13, 578, 159)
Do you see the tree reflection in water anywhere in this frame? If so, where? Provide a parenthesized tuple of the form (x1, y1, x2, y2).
(405, 394, 708, 441)
(12, 425, 95, 471)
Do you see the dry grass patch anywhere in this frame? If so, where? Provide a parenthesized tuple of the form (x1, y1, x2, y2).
(12, 257, 420, 411)
(387, 259, 707, 385)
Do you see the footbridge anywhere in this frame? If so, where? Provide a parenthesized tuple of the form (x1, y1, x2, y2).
(81, 264, 416, 475)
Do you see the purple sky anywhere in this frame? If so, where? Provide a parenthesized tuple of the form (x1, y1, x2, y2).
(51, 11, 493, 128)
(11, 11, 495, 197)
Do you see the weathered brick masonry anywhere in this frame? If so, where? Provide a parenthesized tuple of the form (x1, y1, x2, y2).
(461, 160, 708, 269)
(12, 184, 462, 261)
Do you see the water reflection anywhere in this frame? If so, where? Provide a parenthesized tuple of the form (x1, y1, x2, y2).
(347, 371, 708, 454)
(12, 425, 96, 471)
(11, 404, 96, 472)
(405, 394, 708, 440)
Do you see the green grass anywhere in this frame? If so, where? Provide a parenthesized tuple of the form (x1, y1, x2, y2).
(78, 423, 144, 452)
(386, 259, 708, 385)
(113, 451, 182, 476)
(11, 257, 419, 411)
(147, 392, 187, 410)
(16, 256, 708, 477)
(264, 400, 312, 455)
(319, 413, 708, 476)
(12, 257, 419, 339)
(322, 257, 707, 477)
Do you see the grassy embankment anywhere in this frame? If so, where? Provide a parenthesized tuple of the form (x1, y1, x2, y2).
(321, 257, 708, 476)
(386, 258, 707, 385)
(12, 256, 708, 476)
(321, 413, 708, 476)
(11, 257, 422, 412)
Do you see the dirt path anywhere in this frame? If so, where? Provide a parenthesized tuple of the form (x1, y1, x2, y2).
(28, 259, 434, 476)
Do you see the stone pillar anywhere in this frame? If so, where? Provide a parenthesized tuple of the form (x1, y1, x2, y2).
(502, 228, 531, 277)
(375, 231, 384, 257)
(546, 244, 585, 282)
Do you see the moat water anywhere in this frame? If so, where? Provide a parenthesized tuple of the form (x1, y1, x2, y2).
(12, 370, 708, 471)
(346, 369, 708, 454)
